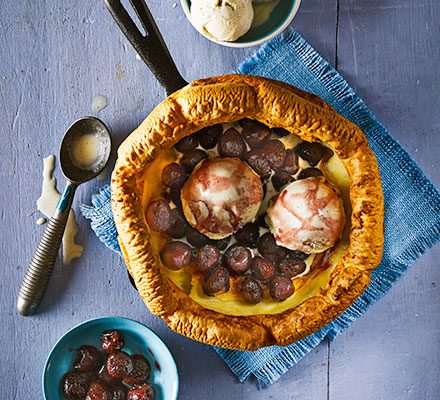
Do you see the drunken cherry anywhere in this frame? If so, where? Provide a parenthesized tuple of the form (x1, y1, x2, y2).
(269, 274, 295, 301)
(62, 372, 92, 399)
(123, 355, 151, 386)
(218, 128, 246, 158)
(146, 199, 176, 233)
(213, 236, 231, 250)
(294, 141, 332, 166)
(160, 241, 193, 270)
(175, 135, 198, 153)
(100, 330, 125, 353)
(234, 222, 260, 248)
(298, 167, 323, 179)
(186, 227, 210, 247)
(73, 345, 102, 372)
(165, 211, 189, 239)
(161, 163, 187, 190)
(127, 384, 155, 400)
(202, 267, 230, 296)
(257, 232, 287, 263)
(196, 244, 220, 272)
(264, 140, 286, 169)
(245, 149, 271, 180)
(85, 381, 112, 400)
(107, 350, 134, 379)
(241, 119, 270, 149)
(278, 258, 306, 277)
(180, 149, 207, 172)
(198, 124, 222, 149)
(225, 244, 252, 274)
(251, 256, 276, 282)
(240, 276, 263, 304)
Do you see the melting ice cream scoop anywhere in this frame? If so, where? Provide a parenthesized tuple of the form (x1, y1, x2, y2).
(267, 177, 345, 254)
(181, 157, 263, 240)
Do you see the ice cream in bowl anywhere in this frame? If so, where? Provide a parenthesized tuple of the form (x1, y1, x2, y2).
(180, 0, 302, 47)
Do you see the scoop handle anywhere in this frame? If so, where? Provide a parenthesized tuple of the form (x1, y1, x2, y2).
(17, 182, 77, 316)
(104, 0, 188, 95)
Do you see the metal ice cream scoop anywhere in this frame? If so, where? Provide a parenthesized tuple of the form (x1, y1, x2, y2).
(17, 116, 111, 316)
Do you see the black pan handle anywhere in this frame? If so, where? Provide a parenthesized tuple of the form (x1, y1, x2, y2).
(104, 0, 188, 95)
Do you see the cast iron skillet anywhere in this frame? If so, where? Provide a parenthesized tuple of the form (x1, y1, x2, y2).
(104, 0, 192, 288)
(104, 0, 188, 96)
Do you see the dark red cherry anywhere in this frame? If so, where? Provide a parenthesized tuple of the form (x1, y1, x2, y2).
(218, 128, 246, 158)
(234, 222, 260, 248)
(212, 236, 231, 250)
(180, 149, 208, 172)
(146, 199, 176, 233)
(240, 119, 270, 149)
(160, 241, 193, 270)
(100, 330, 125, 353)
(123, 354, 151, 386)
(98, 364, 119, 386)
(127, 384, 155, 400)
(225, 245, 252, 274)
(294, 141, 332, 166)
(196, 244, 220, 272)
(161, 163, 187, 190)
(269, 274, 295, 301)
(202, 267, 230, 296)
(264, 140, 286, 169)
(245, 149, 271, 180)
(165, 210, 189, 239)
(298, 167, 323, 179)
(62, 372, 93, 399)
(107, 350, 134, 379)
(85, 381, 112, 400)
(198, 124, 222, 149)
(175, 135, 198, 153)
(73, 345, 102, 372)
(251, 256, 276, 282)
(257, 232, 287, 263)
(278, 258, 307, 277)
(186, 227, 210, 247)
(240, 276, 263, 304)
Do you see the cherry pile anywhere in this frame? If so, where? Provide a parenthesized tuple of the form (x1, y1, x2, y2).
(61, 330, 154, 400)
(146, 119, 334, 304)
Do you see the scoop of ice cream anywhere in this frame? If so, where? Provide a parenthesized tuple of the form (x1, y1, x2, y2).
(267, 177, 345, 253)
(181, 157, 263, 239)
(190, 0, 254, 42)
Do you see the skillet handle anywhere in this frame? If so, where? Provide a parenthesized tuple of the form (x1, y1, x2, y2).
(104, 0, 188, 95)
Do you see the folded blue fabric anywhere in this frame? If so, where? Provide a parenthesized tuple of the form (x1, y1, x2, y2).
(80, 30, 440, 387)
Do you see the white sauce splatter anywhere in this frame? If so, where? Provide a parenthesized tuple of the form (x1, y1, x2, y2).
(91, 95, 108, 113)
(36, 155, 84, 265)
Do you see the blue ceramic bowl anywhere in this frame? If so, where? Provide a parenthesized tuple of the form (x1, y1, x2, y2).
(43, 317, 178, 399)
(181, 0, 301, 48)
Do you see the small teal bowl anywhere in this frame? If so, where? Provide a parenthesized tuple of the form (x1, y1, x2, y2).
(42, 317, 178, 400)
(181, 0, 301, 48)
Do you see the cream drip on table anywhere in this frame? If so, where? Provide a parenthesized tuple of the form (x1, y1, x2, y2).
(36, 155, 83, 265)
(91, 94, 108, 114)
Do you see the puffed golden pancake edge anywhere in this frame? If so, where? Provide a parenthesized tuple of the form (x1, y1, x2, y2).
(111, 74, 384, 350)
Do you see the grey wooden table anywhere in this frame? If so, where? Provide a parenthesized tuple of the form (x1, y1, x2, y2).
(1, 1, 439, 399)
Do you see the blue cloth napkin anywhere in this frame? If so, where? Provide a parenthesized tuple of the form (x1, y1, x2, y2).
(80, 30, 440, 387)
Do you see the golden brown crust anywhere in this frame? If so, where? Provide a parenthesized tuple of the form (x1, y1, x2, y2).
(111, 74, 384, 350)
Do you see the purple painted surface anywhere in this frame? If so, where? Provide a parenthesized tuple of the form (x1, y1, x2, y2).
(0, 0, 439, 399)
